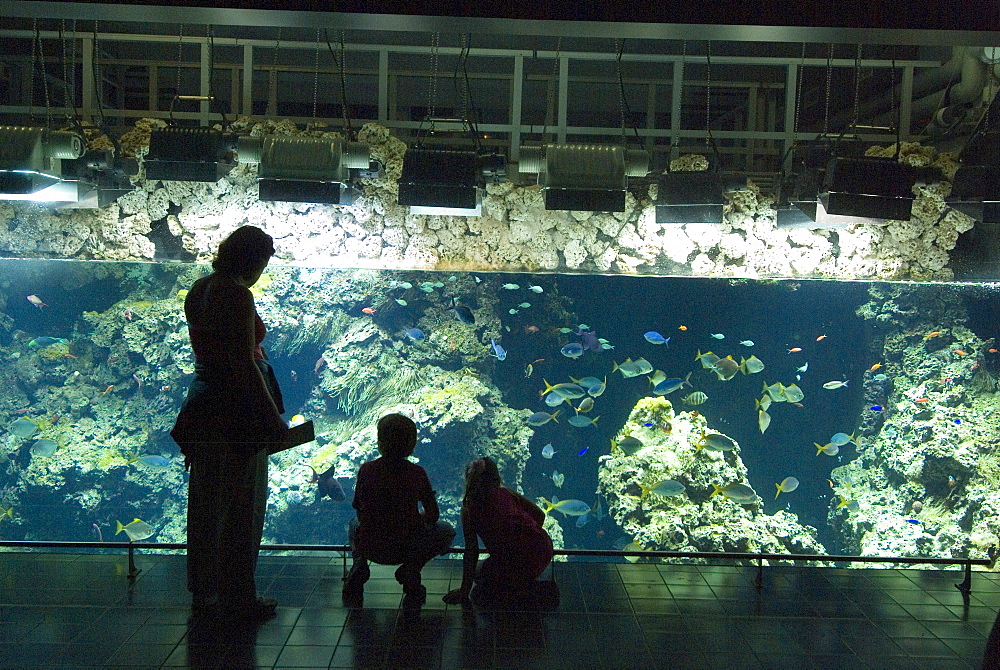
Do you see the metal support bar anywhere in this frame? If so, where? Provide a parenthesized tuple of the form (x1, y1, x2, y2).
(126, 541, 140, 581)
(378, 49, 388, 124)
(557, 56, 568, 144)
(670, 59, 683, 160)
(956, 559, 974, 594)
(900, 65, 914, 137)
(510, 54, 523, 161)
(783, 62, 799, 174)
(199, 40, 210, 126)
(242, 44, 253, 117)
(754, 556, 764, 591)
(81, 34, 94, 124)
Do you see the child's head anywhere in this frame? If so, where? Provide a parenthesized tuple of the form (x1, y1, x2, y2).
(377, 413, 417, 459)
(464, 457, 502, 492)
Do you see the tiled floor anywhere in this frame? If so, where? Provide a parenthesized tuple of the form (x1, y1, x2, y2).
(0, 551, 996, 668)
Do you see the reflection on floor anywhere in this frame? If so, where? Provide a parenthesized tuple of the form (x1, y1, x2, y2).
(0, 551, 995, 668)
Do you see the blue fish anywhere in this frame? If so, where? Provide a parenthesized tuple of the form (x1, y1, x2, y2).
(643, 331, 670, 345)
(577, 447, 589, 456)
(869, 405, 883, 411)
(560, 342, 585, 359)
(906, 519, 921, 524)
(953, 419, 962, 425)
(133, 455, 171, 469)
(489, 339, 507, 361)
(404, 328, 425, 342)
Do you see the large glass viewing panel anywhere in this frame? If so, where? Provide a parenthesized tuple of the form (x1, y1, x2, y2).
(2, 258, 999, 568)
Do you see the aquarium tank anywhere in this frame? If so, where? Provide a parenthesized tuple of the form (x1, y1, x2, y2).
(1, 118, 998, 570)
(1, 10, 999, 569)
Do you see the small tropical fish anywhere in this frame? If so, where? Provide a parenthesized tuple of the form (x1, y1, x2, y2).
(661, 421, 672, 433)
(815, 442, 840, 456)
(740, 340, 754, 347)
(123, 308, 134, 321)
(990, 348, 999, 353)
(502, 283, 520, 290)
(695, 350, 720, 369)
(739, 355, 765, 375)
(613, 359, 643, 377)
(489, 339, 507, 361)
(419, 282, 435, 293)
(953, 350, 968, 356)
(696, 433, 736, 452)
(508, 309, 519, 315)
(28, 337, 69, 348)
(710, 333, 725, 339)
(914, 397, 930, 403)
(528, 285, 543, 293)
(26, 295, 46, 309)
(561, 343, 585, 359)
(29, 438, 57, 458)
(552, 471, 565, 488)
(677, 325, 687, 330)
(787, 347, 802, 354)
(577, 447, 589, 456)
(568, 415, 599, 428)
(682, 391, 708, 406)
(774, 476, 799, 499)
(116, 518, 154, 542)
(404, 328, 425, 342)
(823, 380, 849, 389)
(758, 410, 771, 434)
(524, 364, 534, 378)
(526, 411, 559, 426)
(10, 417, 39, 439)
(829, 432, 854, 446)
(954, 419, 962, 425)
(639, 479, 686, 499)
(448, 298, 476, 325)
(538, 496, 590, 517)
(710, 483, 758, 504)
(948, 475, 957, 487)
(906, 519, 921, 525)
(102, 385, 115, 395)
(398, 282, 413, 289)
(611, 436, 643, 456)
(873, 373, 887, 381)
(577, 397, 595, 413)
(311, 464, 346, 501)
(836, 498, 860, 512)
(796, 362, 809, 373)
(131, 455, 171, 469)
(289, 414, 307, 427)
(542, 381, 586, 399)
(0, 507, 13, 522)
(712, 357, 740, 381)
(448, 276, 457, 282)
(868, 363, 883, 371)
(514, 302, 529, 309)
(643, 331, 670, 345)
(544, 392, 566, 407)
(782, 384, 805, 403)
(395, 298, 408, 306)
(587, 379, 606, 397)
(924, 331, 942, 339)
(869, 405, 884, 411)
(541, 444, 556, 459)
(653, 372, 693, 395)
(524, 325, 540, 334)
(815, 334, 827, 341)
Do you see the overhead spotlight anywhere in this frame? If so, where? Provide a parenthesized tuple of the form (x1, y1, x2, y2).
(655, 171, 733, 224)
(58, 150, 140, 209)
(948, 165, 1000, 224)
(397, 148, 506, 216)
(518, 144, 648, 212)
(820, 156, 919, 221)
(238, 135, 374, 205)
(144, 126, 238, 182)
(0, 126, 85, 202)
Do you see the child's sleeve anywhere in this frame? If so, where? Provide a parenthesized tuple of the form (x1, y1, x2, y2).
(417, 467, 440, 525)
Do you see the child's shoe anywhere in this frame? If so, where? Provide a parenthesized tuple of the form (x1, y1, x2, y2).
(401, 584, 427, 609)
(342, 559, 370, 603)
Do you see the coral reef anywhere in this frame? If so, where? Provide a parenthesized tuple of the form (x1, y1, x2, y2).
(597, 397, 826, 564)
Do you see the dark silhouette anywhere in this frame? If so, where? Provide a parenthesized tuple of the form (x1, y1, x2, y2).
(343, 413, 455, 609)
(171, 225, 288, 622)
(443, 457, 558, 608)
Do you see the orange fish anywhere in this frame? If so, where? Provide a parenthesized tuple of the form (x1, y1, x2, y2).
(826, 479, 834, 488)
(816, 335, 827, 341)
(677, 325, 688, 331)
(361, 307, 375, 315)
(661, 421, 672, 434)
(924, 331, 942, 339)
(953, 350, 967, 356)
(102, 385, 114, 395)
(689, 410, 700, 418)
(914, 397, 930, 403)
(63, 353, 77, 359)
(989, 348, 998, 353)
(787, 347, 802, 354)
(791, 402, 804, 407)
(524, 325, 540, 334)
(868, 363, 882, 371)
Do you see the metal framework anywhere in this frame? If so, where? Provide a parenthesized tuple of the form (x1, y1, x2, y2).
(0, 12, 969, 172)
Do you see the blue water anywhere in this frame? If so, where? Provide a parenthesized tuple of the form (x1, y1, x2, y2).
(0, 259, 990, 561)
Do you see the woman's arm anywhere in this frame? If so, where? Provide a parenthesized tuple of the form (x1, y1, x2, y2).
(227, 287, 286, 437)
(443, 506, 479, 603)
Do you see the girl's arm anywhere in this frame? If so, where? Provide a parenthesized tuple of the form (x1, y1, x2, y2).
(512, 490, 546, 526)
(443, 506, 479, 603)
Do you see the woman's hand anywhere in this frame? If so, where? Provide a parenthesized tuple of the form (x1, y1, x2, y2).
(443, 587, 471, 605)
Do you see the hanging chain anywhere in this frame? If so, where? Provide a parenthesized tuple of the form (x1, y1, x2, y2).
(615, 39, 626, 136)
(459, 33, 469, 125)
(34, 20, 51, 125)
(175, 23, 184, 96)
(426, 32, 439, 119)
(705, 40, 712, 146)
(61, 19, 71, 110)
(27, 19, 37, 119)
(540, 37, 561, 143)
(823, 43, 833, 136)
(852, 44, 863, 130)
(312, 28, 321, 120)
(794, 42, 805, 135)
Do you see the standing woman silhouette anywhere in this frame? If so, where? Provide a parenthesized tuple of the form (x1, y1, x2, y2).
(171, 225, 288, 621)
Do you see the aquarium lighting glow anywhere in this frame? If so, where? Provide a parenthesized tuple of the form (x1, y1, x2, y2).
(518, 144, 649, 213)
(398, 149, 504, 216)
(239, 135, 372, 205)
(0, 127, 86, 203)
(143, 127, 238, 183)
(947, 165, 1000, 224)
(819, 156, 917, 221)
(654, 171, 726, 224)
